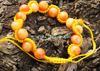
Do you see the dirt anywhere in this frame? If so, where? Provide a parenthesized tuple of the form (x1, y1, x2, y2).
(0, 0, 100, 71)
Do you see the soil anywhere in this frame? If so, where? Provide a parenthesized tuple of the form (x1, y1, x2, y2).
(0, 0, 100, 71)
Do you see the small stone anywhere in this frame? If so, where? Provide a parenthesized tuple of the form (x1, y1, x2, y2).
(25, 26, 36, 35)
(37, 16, 47, 21)
(51, 26, 69, 35)
(38, 26, 46, 33)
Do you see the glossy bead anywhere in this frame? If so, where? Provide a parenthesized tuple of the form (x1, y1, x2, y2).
(15, 12, 26, 21)
(34, 48, 45, 59)
(24, 38, 37, 52)
(59, 11, 68, 21)
(48, 7, 58, 17)
(57, 11, 68, 23)
(76, 25, 83, 33)
(19, 4, 30, 12)
(11, 19, 23, 31)
(68, 44, 81, 57)
(66, 18, 74, 29)
(22, 42, 32, 52)
(71, 35, 81, 45)
(17, 28, 28, 40)
(39, 1, 48, 13)
(31, 3, 39, 12)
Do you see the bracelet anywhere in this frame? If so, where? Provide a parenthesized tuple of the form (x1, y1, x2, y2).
(0, 0, 96, 64)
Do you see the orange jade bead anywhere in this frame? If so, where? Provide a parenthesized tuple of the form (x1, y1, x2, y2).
(28, 1, 39, 13)
(66, 18, 74, 29)
(68, 44, 81, 57)
(19, 4, 30, 12)
(11, 19, 23, 31)
(39, 1, 48, 13)
(48, 6, 59, 17)
(34, 48, 45, 59)
(17, 28, 28, 40)
(76, 25, 83, 33)
(57, 11, 68, 23)
(31, 3, 39, 12)
(15, 12, 26, 21)
(71, 35, 81, 45)
(24, 38, 37, 52)
(22, 42, 33, 52)
(48, 7, 58, 17)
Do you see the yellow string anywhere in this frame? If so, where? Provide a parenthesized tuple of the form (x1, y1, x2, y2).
(0, 23, 96, 64)
(71, 21, 96, 63)
(0, 37, 47, 63)
(0, 20, 96, 64)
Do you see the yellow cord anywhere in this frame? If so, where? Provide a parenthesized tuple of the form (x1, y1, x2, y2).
(0, 20, 96, 64)
(0, 37, 47, 63)
(71, 20, 96, 63)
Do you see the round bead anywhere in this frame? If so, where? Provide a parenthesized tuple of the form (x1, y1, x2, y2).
(66, 18, 74, 29)
(34, 48, 45, 59)
(58, 11, 68, 23)
(15, 12, 26, 21)
(11, 19, 23, 31)
(24, 38, 37, 52)
(68, 44, 81, 57)
(71, 35, 81, 45)
(76, 25, 83, 33)
(39, 1, 48, 13)
(19, 4, 30, 12)
(17, 28, 28, 40)
(31, 3, 39, 12)
(48, 7, 58, 17)
(59, 11, 68, 21)
(22, 42, 33, 52)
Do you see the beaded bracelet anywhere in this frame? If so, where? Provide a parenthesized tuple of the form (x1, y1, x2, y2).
(0, 0, 96, 64)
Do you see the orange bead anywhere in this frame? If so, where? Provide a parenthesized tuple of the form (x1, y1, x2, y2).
(48, 7, 58, 17)
(58, 11, 68, 23)
(17, 28, 28, 40)
(20, 4, 30, 12)
(71, 35, 81, 45)
(11, 21, 19, 31)
(34, 48, 45, 59)
(59, 11, 68, 21)
(22, 42, 32, 52)
(76, 25, 83, 33)
(66, 18, 74, 29)
(68, 44, 81, 57)
(11, 20, 23, 31)
(31, 3, 39, 12)
(24, 38, 37, 52)
(15, 12, 26, 21)
(39, 1, 48, 13)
